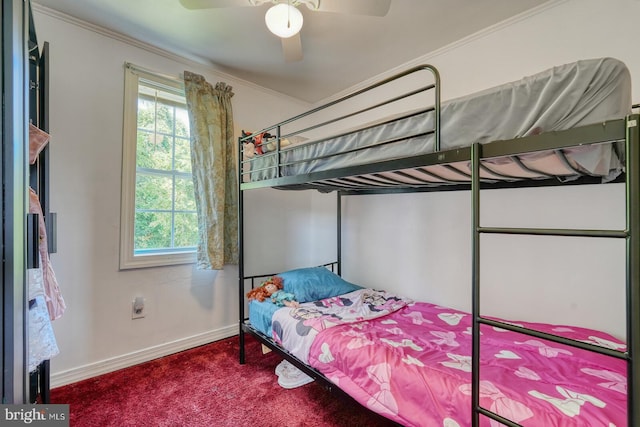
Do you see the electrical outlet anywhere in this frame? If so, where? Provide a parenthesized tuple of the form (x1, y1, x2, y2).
(132, 296, 145, 319)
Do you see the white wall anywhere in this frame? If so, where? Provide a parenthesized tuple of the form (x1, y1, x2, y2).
(243, 188, 319, 275)
(325, 0, 639, 339)
(340, 185, 626, 336)
(32, 6, 314, 386)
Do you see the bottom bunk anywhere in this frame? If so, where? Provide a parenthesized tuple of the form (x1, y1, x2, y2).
(240, 267, 626, 427)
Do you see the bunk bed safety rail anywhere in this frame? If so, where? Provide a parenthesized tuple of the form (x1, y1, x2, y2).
(240, 59, 630, 193)
(239, 64, 440, 184)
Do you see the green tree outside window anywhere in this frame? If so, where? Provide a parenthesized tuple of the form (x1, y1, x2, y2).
(133, 84, 196, 254)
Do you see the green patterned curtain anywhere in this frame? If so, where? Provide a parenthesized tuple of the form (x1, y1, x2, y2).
(183, 71, 238, 270)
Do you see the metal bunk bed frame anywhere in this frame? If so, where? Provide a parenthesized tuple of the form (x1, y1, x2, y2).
(237, 65, 639, 426)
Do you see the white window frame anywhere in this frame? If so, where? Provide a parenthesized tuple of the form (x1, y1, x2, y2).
(120, 63, 196, 269)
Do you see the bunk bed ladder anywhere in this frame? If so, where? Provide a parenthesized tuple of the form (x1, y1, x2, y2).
(626, 114, 639, 427)
(471, 115, 639, 427)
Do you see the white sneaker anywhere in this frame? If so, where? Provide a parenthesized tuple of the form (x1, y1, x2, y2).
(277, 364, 314, 389)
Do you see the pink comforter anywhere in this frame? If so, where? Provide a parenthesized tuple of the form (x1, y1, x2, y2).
(307, 299, 627, 427)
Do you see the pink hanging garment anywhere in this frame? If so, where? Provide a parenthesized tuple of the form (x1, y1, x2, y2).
(29, 123, 50, 165)
(29, 188, 66, 320)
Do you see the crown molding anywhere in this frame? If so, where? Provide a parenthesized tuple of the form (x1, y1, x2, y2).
(32, 2, 214, 66)
(31, 2, 310, 107)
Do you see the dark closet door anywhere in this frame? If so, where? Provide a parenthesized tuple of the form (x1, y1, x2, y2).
(1, 0, 30, 404)
(28, 20, 53, 404)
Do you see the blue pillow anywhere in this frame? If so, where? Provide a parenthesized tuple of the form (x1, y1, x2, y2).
(278, 267, 361, 303)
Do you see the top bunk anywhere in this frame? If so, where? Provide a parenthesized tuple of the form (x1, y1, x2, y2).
(239, 57, 635, 194)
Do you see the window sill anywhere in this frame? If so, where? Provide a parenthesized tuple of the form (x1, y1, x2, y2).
(119, 251, 196, 270)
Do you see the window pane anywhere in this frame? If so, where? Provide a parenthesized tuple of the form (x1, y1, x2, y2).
(136, 132, 172, 171)
(134, 212, 172, 250)
(175, 176, 196, 211)
(175, 108, 190, 137)
(136, 174, 172, 210)
(174, 213, 198, 248)
(155, 103, 174, 135)
(175, 137, 192, 173)
(137, 98, 155, 130)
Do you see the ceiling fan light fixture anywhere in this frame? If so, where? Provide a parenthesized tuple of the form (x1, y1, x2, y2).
(265, 3, 303, 38)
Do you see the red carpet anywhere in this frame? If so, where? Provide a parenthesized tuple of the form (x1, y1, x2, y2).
(52, 335, 398, 426)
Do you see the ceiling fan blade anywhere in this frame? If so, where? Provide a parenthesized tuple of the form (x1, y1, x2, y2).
(310, 0, 391, 16)
(282, 33, 303, 63)
(179, 0, 253, 10)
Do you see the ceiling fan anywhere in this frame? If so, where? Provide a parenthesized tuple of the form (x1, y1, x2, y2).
(179, 0, 392, 62)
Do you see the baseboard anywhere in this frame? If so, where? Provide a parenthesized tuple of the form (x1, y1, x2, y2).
(51, 325, 238, 388)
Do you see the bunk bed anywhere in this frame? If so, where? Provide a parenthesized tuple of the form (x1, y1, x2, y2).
(237, 57, 639, 427)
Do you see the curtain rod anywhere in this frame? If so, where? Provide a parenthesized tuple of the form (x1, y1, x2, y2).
(124, 62, 184, 89)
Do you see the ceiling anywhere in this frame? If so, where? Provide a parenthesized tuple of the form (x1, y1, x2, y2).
(32, 0, 549, 103)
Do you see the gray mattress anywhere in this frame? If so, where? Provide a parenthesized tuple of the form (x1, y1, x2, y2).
(247, 57, 631, 184)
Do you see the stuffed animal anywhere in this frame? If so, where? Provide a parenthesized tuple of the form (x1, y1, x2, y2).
(241, 129, 292, 156)
(243, 141, 255, 159)
(241, 130, 269, 155)
(241, 129, 253, 143)
(264, 136, 292, 152)
(253, 132, 270, 155)
(242, 130, 256, 159)
(246, 276, 299, 308)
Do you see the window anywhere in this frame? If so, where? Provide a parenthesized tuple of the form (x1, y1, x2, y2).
(120, 64, 197, 269)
